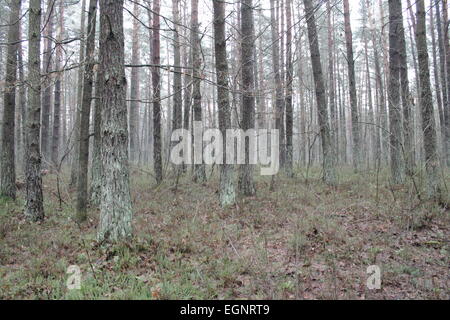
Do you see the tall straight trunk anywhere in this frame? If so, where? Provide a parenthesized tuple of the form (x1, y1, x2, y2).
(398, 1, 415, 172)
(442, 0, 450, 167)
(435, 0, 449, 166)
(51, 2, 64, 166)
(172, 0, 182, 152)
(25, 0, 44, 221)
(41, 0, 54, 161)
(303, 0, 336, 185)
(1, 0, 21, 200)
(70, 0, 87, 187)
(191, 0, 206, 183)
(363, 33, 376, 167)
(90, 72, 103, 205)
(343, 0, 361, 172)
(129, 0, 140, 164)
(152, 0, 163, 184)
(270, 0, 285, 171)
(213, 0, 236, 207)
(429, 4, 445, 159)
(238, 0, 256, 196)
(97, 0, 132, 242)
(327, 0, 337, 162)
(415, 0, 442, 200)
(76, 0, 97, 222)
(257, 9, 266, 130)
(18, 20, 26, 174)
(285, 0, 293, 177)
(388, 0, 405, 184)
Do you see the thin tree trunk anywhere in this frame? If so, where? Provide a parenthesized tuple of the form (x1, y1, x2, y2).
(191, 0, 206, 183)
(152, 0, 163, 184)
(70, 0, 87, 187)
(25, 0, 44, 221)
(41, 0, 55, 162)
(285, 0, 294, 177)
(303, 0, 336, 185)
(129, 0, 140, 164)
(51, 2, 64, 166)
(343, 0, 361, 172)
(76, 0, 97, 222)
(398, 0, 415, 173)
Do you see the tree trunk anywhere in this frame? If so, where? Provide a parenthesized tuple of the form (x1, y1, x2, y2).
(1, 0, 21, 200)
(213, 0, 236, 207)
(172, 0, 182, 173)
(41, 0, 54, 161)
(343, 0, 361, 172)
(152, 0, 163, 184)
(238, 0, 256, 196)
(388, 0, 405, 185)
(70, 0, 87, 187)
(76, 0, 97, 222)
(51, 3, 63, 167)
(25, 0, 44, 221)
(415, 0, 442, 200)
(90, 71, 103, 206)
(285, 0, 294, 177)
(97, 0, 133, 242)
(191, 0, 206, 183)
(129, 0, 140, 164)
(398, 0, 415, 173)
(303, 0, 336, 185)
(442, 0, 450, 167)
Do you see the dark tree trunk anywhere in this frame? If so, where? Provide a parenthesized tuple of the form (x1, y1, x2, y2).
(152, 0, 163, 184)
(388, 0, 405, 184)
(1, 0, 21, 200)
(191, 0, 206, 183)
(238, 0, 256, 196)
(343, 0, 361, 172)
(415, 0, 442, 200)
(129, 0, 140, 164)
(76, 0, 97, 222)
(25, 0, 45, 221)
(303, 0, 336, 185)
(51, 3, 64, 166)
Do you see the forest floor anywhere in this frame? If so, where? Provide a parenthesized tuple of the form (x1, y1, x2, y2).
(0, 166, 449, 299)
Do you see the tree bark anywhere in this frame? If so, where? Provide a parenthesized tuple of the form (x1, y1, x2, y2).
(41, 0, 55, 161)
(129, 0, 140, 164)
(25, 0, 45, 221)
(51, 2, 64, 166)
(97, 0, 133, 242)
(285, 0, 294, 177)
(1, 0, 21, 200)
(343, 0, 361, 172)
(191, 0, 206, 183)
(388, 0, 405, 184)
(213, 0, 236, 207)
(76, 0, 97, 222)
(152, 0, 163, 184)
(303, 0, 336, 185)
(415, 0, 442, 200)
(238, 0, 256, 196)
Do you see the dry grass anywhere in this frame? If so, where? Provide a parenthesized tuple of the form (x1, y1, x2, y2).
(0, 166, 448, 299)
